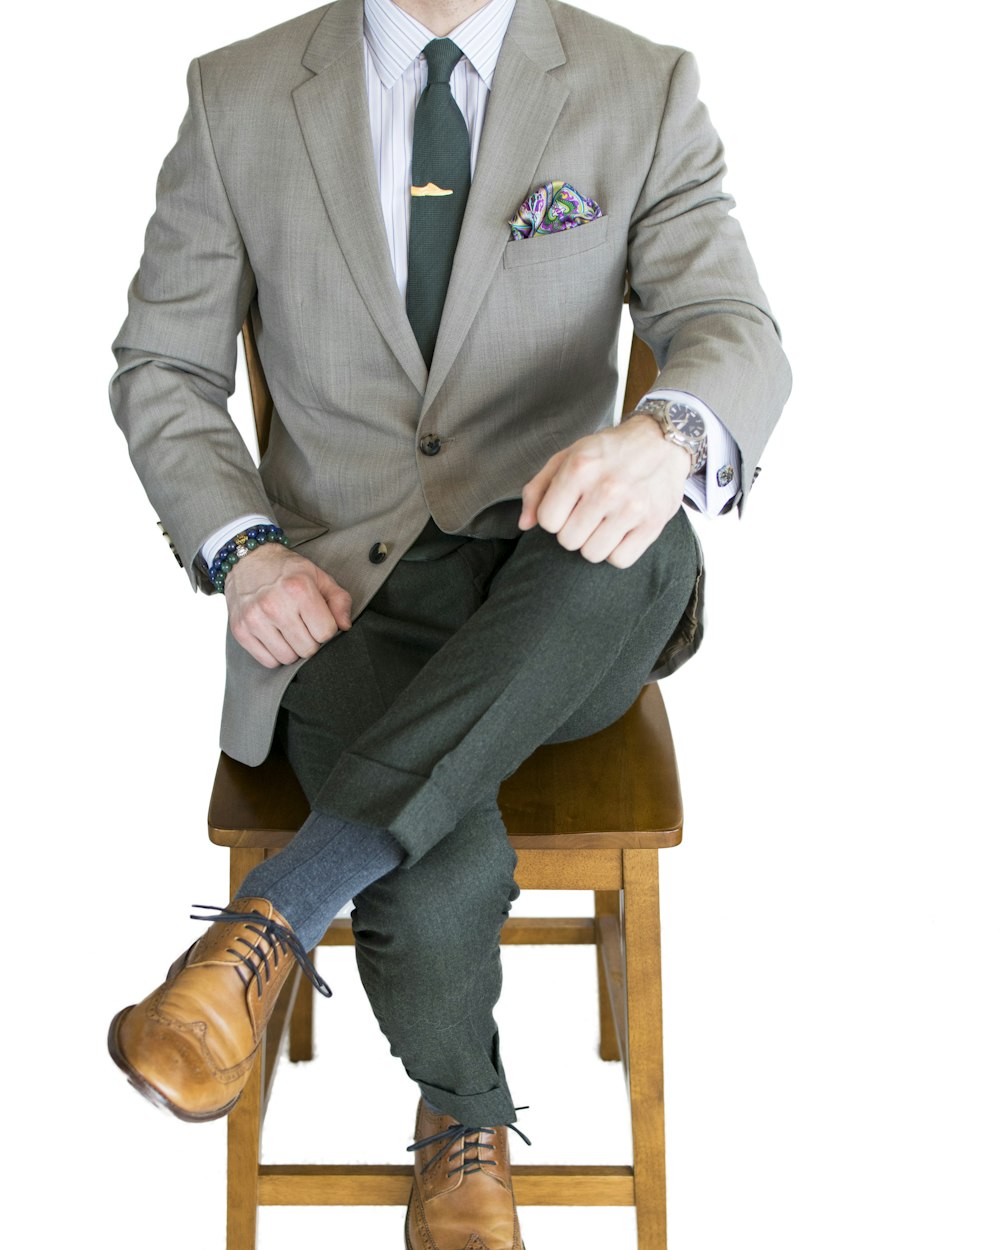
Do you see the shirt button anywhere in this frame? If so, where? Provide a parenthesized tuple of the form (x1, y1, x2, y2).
(419, 434, 442, 456)
(369, 541, 389, 564)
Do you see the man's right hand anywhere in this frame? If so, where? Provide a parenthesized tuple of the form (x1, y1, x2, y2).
(224, 544, 353, 668)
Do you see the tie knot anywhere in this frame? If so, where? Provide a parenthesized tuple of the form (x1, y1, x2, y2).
(422, 37, 464, 85)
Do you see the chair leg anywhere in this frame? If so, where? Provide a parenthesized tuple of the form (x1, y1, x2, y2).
(289, 959, 315, 1063)
(622, 849, 667, 1250)
(227, 848, 265, 1250)
(594, 890, 622, 1061)
(227, 1051, 263, 1250)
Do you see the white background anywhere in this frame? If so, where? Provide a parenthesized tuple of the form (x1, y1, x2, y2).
(4, 1, 996, 1247)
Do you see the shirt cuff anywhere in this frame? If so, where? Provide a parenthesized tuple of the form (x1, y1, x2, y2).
(640, 389, 741, 517)
(199, 514, 276, 570)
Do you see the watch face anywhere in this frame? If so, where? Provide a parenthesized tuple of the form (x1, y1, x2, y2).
(668, 402, 706, 440)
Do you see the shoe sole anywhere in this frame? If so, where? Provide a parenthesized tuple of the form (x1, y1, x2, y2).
(107, 1006, 242, 1124)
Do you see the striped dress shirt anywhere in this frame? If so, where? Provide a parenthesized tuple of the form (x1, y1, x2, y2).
(201, 0, 739, 566)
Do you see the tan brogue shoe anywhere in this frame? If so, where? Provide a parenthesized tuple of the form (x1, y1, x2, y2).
(405, 1097, 530, 1250)
(108, 898, 330, 1122)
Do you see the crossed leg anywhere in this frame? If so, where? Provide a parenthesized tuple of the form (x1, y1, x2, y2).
(110, 507, 699, 1131)
(264, 507, 700, 1124)
(302, 508, 700, 865)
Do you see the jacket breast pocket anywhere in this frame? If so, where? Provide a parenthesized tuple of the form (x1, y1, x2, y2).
(502, 213, 612, 269)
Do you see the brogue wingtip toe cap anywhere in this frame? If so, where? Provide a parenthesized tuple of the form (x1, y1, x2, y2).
(109, 1001, 246, 1119)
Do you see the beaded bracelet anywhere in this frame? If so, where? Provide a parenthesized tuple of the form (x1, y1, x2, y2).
(209, 524, 289, 593)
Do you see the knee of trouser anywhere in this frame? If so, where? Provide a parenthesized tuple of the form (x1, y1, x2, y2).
(648, 503, 699, 577)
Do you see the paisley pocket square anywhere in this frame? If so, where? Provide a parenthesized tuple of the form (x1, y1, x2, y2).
(508, 180, 603, 240)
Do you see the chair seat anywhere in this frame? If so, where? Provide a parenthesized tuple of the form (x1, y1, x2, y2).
(208, 682, 682, 851)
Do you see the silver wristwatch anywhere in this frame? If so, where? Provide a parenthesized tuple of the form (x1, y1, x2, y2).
(628, 398, 708, 475)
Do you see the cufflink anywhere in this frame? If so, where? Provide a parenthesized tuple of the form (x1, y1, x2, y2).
(716, 465, 735, 488)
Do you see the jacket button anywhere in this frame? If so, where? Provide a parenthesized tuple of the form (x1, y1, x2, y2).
(419, 434, 442, 456)
(369, 541, 389, 564)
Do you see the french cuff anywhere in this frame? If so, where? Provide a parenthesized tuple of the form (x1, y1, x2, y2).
(642, 388, 741, 517)
(199, 513, 276, 570)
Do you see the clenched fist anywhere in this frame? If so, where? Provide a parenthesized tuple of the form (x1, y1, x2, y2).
(518, 414, 693, 567)
(224, 543, 353, 668)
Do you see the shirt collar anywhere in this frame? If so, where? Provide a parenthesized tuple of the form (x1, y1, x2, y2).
(364, 0, 518, 90)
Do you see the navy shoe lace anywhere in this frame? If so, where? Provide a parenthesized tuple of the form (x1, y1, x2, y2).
(408, 1105, 531, 1177)
(190, 903, 333, 999)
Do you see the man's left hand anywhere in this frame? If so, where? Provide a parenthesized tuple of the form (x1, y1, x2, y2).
(518, 415, 692, 567)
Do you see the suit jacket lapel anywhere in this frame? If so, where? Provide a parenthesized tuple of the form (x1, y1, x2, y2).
(292, 0, 568, 408)
(293, 0, 428, 396)
(421, 0, 568, 419)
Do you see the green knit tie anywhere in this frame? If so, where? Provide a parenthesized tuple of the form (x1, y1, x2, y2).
(406, 38, 472, 369)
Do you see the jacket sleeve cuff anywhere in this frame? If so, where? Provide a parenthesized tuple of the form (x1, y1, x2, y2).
(199, 513, 277, 570)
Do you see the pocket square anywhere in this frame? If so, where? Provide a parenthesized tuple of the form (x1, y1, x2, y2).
(508, 180, 603, 240)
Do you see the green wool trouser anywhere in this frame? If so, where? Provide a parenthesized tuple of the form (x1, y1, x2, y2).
(275, 508, 700, 1128)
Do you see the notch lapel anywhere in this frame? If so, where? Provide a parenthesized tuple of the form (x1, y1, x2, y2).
(293, 0, 428, 395)
(291, 0, 569, 408)
(420, 0, 569, 419)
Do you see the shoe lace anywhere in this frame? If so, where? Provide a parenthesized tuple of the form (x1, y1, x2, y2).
(407, 1106, 532, 1177)
(190, 903, 333, 999)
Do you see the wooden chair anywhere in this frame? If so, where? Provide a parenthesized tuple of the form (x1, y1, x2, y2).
(207, 306, 685, 1250)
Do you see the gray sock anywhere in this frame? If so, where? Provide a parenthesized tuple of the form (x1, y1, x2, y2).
(236, 810, 404, 951)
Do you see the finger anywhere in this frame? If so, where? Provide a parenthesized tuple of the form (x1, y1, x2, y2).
(574, 513, 634, 564)
(231, 623, 282, 669)
(298, 583, 341, 644)
(317, 573, 353, 631)
(519, 450, 568, 528)
(600, 521, 660, 570)
(556, 487, 626, 552)
(534, 455, 590, 535)
(245, 588, 321, 657)
(282, 612, 329, 657)
(262, 571, 339, 650)
(253, 620, 302, 666)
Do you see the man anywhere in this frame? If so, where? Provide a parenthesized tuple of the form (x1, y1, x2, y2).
(107, 0, 791, 1244)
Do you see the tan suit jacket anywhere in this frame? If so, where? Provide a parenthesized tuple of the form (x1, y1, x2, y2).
(109, 0, 791, 765)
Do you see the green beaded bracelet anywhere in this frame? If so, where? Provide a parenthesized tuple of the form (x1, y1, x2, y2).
(209, 524, 289, 593)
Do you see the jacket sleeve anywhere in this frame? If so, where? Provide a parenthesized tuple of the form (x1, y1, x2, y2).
(626, 49, 792, 510)
(108, 56, 273, 591)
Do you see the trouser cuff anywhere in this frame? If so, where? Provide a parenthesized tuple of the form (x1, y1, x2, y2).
(414, 1079, 519, 1129)
(313, 751, 461, 868)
